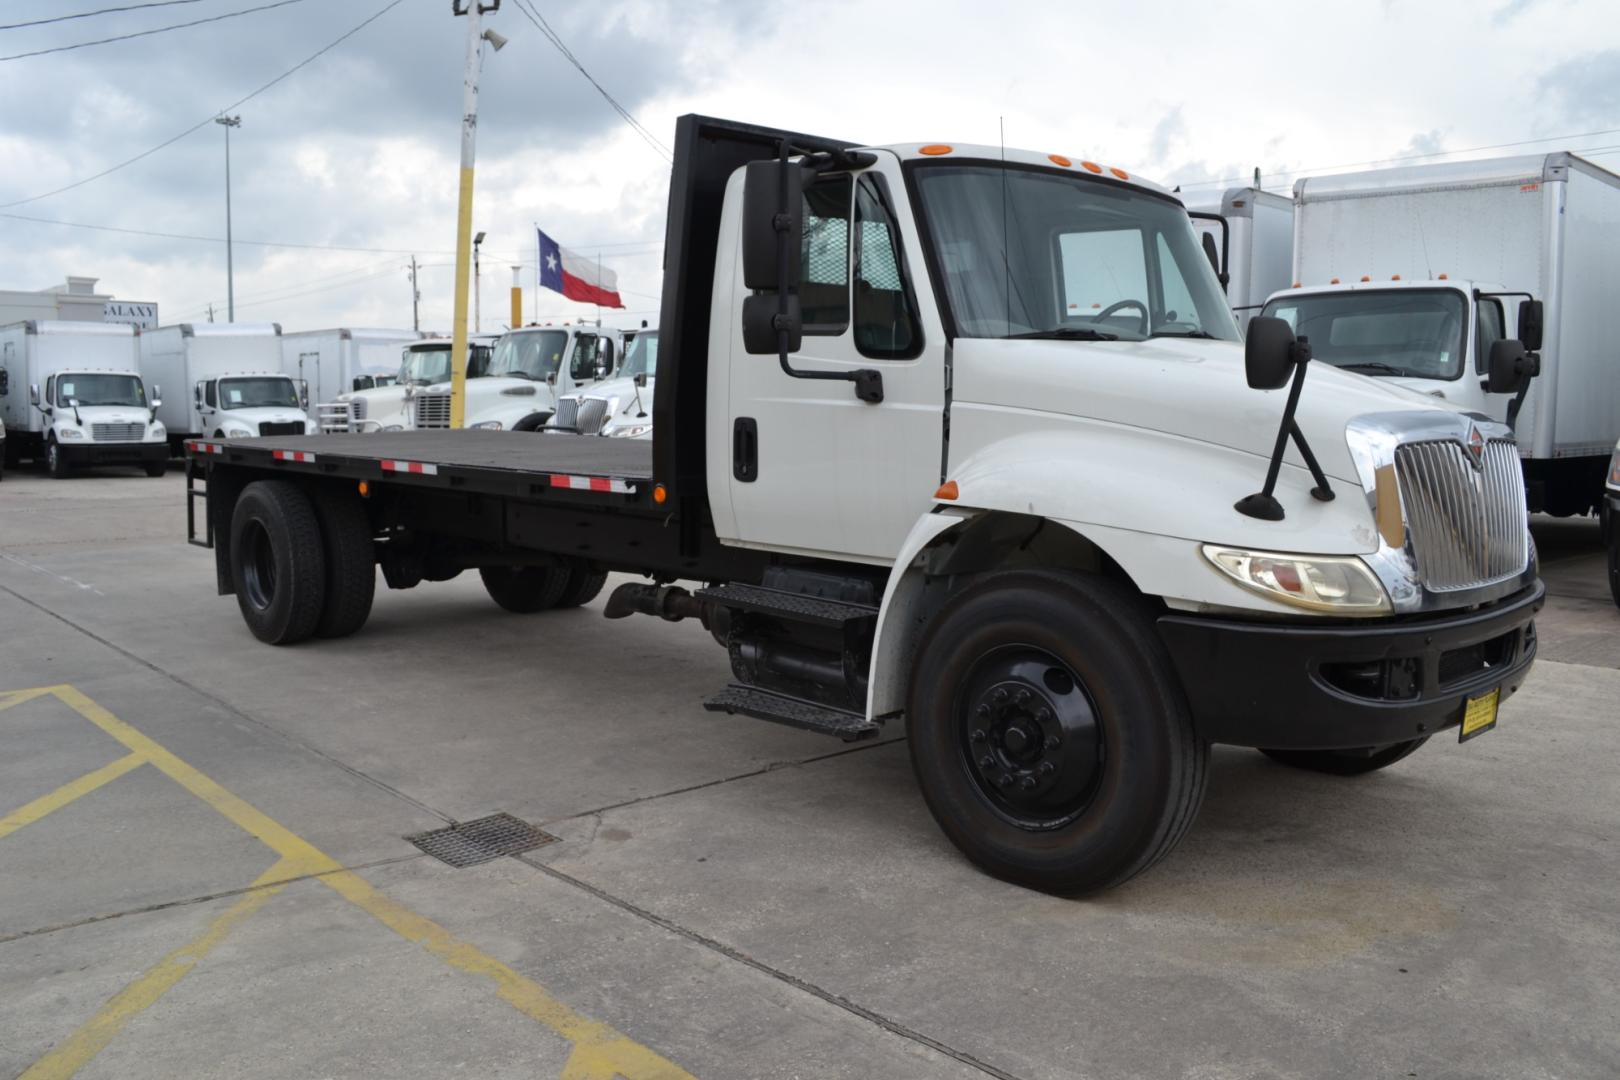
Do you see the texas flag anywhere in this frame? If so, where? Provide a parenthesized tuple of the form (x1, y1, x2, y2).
(537, 228, 623, 309)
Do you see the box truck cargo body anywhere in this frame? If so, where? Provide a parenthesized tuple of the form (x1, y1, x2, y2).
(0, 320, 167, 475)
(1189, 187, 1294, 330)
(281, 328, 421, 408)
(1284, 152, 1620, 514)
(139, 323, 312, 452)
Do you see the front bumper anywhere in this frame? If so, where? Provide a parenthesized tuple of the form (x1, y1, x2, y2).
(61, 441, 168, 466)
(1157, 581, 1544, 749)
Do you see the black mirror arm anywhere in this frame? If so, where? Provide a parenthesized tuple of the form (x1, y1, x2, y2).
(1504, 350, 1542, 433)
(1236, 337, 1333, 520)
(770, 138, 884, 404)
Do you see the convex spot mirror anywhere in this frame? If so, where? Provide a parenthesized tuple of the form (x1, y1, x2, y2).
(742, 293, 802, 356)
(1488, 338, 1536, 394)
(1517, 299, 1544, 353)
(741, 159, 803, 292)
(1244, 316, 1303, 390)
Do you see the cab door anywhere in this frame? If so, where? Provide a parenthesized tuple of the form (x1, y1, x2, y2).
(722, 159, 946, 563)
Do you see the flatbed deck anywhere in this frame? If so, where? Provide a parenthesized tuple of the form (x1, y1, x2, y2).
(188, 429, 653, 502)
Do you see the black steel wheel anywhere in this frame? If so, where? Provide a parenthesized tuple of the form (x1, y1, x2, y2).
(479, 565, 569, 613)
(45, 438, 69, 479)
(228, 480, 327, 645)
(1259, 739, 1429, 776)
(907, 569, 1208, 896)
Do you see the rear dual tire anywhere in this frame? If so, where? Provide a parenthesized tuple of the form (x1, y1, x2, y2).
(480, 565, 605, 613)
(229, 481, 375, 644)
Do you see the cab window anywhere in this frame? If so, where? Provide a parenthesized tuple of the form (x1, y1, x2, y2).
(205, 381, 218, 407)
(800, 174, 852, 333)
(569, 335, 601, 381)
(853, 175, 923, 359)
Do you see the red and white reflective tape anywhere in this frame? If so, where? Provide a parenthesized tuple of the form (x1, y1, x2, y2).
(272, 449, 317, 464)
(380, 459, 439, 476)
(192, 441, 224, 455)
(547, 474, 637, 494)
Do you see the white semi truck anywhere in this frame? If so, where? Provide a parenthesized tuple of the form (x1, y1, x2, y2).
(547, 327, 658, 438)
(317, 338, 493, 433)
(186, 116, 1542, 896)
(0, 321, 168, 477)
(140, 323, 312, 453)
(1189, 186, 1295, 331)
(410, 324, 622, 432)
(1264, 152, 1620, 516)
(281, 328, 422, 407)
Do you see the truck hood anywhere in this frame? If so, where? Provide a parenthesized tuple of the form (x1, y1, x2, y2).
(952, 336, 1462, 484)
(216, 406, 309, 423)
(66, 405, 153, 425)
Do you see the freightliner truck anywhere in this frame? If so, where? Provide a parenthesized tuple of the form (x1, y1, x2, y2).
(185, 117, 1544, 895)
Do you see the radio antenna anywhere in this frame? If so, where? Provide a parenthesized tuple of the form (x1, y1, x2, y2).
(1000, 115, 1011, 334)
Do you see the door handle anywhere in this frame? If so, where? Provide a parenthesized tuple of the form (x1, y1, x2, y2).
(733, 417, 758, 482)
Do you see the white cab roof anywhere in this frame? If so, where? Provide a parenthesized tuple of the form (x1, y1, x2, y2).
(869, 143, 1173, 198)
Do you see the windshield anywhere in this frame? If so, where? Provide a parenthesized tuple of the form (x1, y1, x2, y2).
(489, 330, 569, 381)
(399, 344, 490, 385)
(219, 376, 299, 409)
(1261, 289, 1467, 379)
(56, 373, 145, 407)
(619, 332, 657, 379)
(912, 164, 1239, 342)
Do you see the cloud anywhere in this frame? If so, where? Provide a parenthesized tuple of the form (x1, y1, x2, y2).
(1146, 107, 1185, 167)
(1398, 129, 1446, 158)
(1538, 49, 1620, 127)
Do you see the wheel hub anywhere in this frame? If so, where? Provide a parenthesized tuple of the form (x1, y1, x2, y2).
(960, 651, 1104, 827)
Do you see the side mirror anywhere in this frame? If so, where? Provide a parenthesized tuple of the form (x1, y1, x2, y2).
(1517, 299, 1544, 352)
(1488, 338, 1537, 394)
(29, 383, 40, 406)
(68, 398, 81, 409)
(1243, 316, 1303, 390)
(194, 382, 204, 405)
(742, 293, 802, 355)
(741, 159, 803, 291)
(1200, 231, 1228, 288)
(299, 379, 309, 409)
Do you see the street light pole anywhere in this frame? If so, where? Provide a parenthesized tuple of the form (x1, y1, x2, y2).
(215, 115, 241, 322)
(448, 2, 505, 429)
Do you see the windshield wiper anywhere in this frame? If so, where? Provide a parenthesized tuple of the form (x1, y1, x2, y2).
(1149, 329, 1219, 339)
(1004, 327, 1119, 341)
(1337, 361, 1410, 376)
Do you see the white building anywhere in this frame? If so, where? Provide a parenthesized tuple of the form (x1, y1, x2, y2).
(0, 276, 158, 329)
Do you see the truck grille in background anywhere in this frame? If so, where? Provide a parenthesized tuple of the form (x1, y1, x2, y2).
(317, 402, 353, 433)
(91, 422, 143, 442)
(1395, 438, 1528, 591)
(414, 393, 450, 429)
(550, 396, 579, 431)
(549, 396, 608, 434)
(258, 421, 304, 436)
(351, 398, 367, 422)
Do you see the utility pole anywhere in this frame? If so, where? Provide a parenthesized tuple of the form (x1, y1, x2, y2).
(510, 265, 521, 328)
(215, 115, 241, 321)
(407, 255, 421, 332)
(207, 302, 216, 323)
(473, 230, 485, 333)
(448, 1, 505, 428)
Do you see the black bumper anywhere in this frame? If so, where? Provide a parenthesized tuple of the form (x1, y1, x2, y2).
(61, 441, 168, 466)
(1157, 582, 1544, 750)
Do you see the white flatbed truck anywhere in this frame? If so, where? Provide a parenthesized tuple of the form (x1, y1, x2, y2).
(187, 116, 1543, 894)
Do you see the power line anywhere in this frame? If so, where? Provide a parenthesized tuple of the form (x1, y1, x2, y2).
(0, 0, 404, 208)
(0, 1, 212, 31)
(0, 0, 310, 62)
(508, 0, 672, 163)
(1177, 126, 1620, 191)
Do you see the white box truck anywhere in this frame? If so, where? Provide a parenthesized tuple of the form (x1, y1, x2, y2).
(1188, 186, 1295, 331)
(281, 327, 421, 407)
(0, 320, 168, 477)
(1264, 152, 1620, 515)
(140, 323, 314, 453)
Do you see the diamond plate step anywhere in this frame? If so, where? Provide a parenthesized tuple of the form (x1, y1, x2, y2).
(695, 583, 878, 627)
(704, 684, 880, 741)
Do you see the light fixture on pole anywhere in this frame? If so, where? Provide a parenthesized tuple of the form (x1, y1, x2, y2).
(473, 230, 486, 333)
(215, 114, 242, 322)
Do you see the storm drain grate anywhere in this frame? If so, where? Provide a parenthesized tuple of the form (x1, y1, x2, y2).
(406, 813, 558, 868)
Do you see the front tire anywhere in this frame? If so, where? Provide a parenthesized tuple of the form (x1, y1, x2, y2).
(1259, 739, 1429, 776)
(511, 412, 553, 433)
(906, 570, 1208, 896)
(229, 480, 327, 644)
(144, 460, 167, 478)
(1606, 523, 1619, 610)
(45, 438, 69, 479)
(479, 565, 568, 613)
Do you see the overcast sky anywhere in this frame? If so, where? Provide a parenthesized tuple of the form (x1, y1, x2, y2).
(1, 0, 1616, 335)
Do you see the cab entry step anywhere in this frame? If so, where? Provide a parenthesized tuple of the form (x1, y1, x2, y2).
(705, 685, 880, 741)
(695, 583, 878, 627)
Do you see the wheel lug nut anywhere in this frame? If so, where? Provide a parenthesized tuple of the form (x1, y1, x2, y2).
(993, 688, 1009, 704)
(1019, 776, 1037, 790)
(976, 704, 991, 718)
(996, 773, 1013, 787)
(1044, 735, 1061, 751)
(1039, 761, 1056, 775)
(1037, 707, 1052, 722)
(971, 729, 987, 743)
(1016, 689, 1032, 705)
(979, 755, 996, 769)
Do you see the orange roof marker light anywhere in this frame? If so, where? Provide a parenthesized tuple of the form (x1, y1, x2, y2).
(919, 144, 953, 156)
(934, 480, 959, 501)
(1438, 272, 1449, 280)
(1048, 154, 1072, 167)
(653, 484, 668, 504)
(1081, 160, 1102, 173)
(1360, 275, 1372, 282)
(1330, 277, 1341, 284)
(1391, 274, 1402, 281)
(1109, 166, 1130, 180)
(1291, 282, 1302, 289)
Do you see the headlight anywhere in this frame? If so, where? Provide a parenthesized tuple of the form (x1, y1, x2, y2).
(59, 427, 85, 440)
(225, 427, 253, 438)
(470, 420, 503, 430)
(382, 424, 404, 432)
(150, 422, 166, 436)
(1201, 545, 1391, 614)
(605, 424, 653, 439)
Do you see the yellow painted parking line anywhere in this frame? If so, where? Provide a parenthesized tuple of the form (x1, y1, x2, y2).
(17, 858, 301, 1080)
(0, 753, 143, 841)
(10, 685, 700, 1080)
(0, 686, 56, 713)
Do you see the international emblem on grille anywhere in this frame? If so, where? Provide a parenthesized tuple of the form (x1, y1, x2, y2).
(1465, 423, 1485, 469)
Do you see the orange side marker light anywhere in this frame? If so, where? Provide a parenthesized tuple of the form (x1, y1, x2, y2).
(934, 481, 959, 501)
(653, 483, 668, 504)
(357, 481, 370, 498)
(919, 144, 953, 156)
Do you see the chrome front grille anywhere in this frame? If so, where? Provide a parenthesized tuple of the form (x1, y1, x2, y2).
(550, 397, 579, 431)
(414, 393, 450, 429)
(1395, 438, 1527, 591)
(91, 422, 143, 442)
(548, 396, 607, 434)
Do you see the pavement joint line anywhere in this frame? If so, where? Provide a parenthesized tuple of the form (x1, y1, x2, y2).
(515, 853, 1032, 1080)
(0, 581, 458, 826)
(0, 853, 431, 946)
(6, 685, 702, 1080)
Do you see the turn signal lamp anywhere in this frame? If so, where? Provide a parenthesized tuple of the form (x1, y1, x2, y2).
(1438, 273, 1449, 280)
(653, 483, 668, 504)
(1081, 161, 1102, 173)
(919, 144, 953, 156)
(934, 480, 959, 501)
(1049, 154, 1072, 167)
(357, 481, 370, 498)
